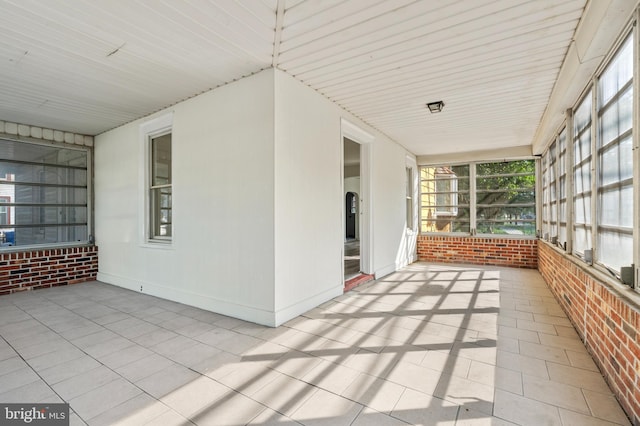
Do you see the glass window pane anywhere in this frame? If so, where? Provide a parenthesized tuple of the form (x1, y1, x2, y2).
(11, 225, 88, 246)
(599, 186, 633, 227)
(150, 187, 172, 238)
(9, 185, 88, 205)
(600, 88, 632, 147)
(598, 231, 633, 274)
(13, 206, 87, 225)
(574, 91, 592, 134)
(573, 226, 591, 255)
(573, 91, 593, 257)
(595, 33, 633, 274)
(0, 140, 88, 168)
(600, 136, 633, 186)
(151, 134, 172, 186)
(574, 194, 592, 224)
(599, 36, 633, 107)
(0, 162, 87, 186)
(475, 160, 536, 236)
(420, 165, 469, 233)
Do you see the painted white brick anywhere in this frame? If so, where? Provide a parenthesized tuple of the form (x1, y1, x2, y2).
(5, 122, 18, 135)
(0, 121, 4, 133)
(30, 127, 43, 139)
(42, 129, 54, 140)
(53, 130, 64, 142)
(73, 134, 83, 145)
(18, 124, 30, 136)
(64, 132, 74, 144)
(83, 136, 94, 147)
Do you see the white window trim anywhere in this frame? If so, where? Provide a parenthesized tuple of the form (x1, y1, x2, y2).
(405, 155, 418, 233)
(139, 112, 173, 248)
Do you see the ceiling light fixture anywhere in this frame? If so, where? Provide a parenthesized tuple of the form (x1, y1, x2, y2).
(426, 101, 445, 113)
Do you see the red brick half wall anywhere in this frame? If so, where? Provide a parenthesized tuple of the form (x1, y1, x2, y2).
(417, 235, 538, 269)
(538, 241, 640, 424)
(0, 245, 98, 295)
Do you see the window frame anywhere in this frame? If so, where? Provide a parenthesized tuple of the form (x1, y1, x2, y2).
(594, 32, 634, 276)
(572, 89, 594, 259)
(475, 160, 537, 236)
(419, 160, 536, 238)
(539, 25, 637, 287)
(557, 127, 569, 250)
(149, 132, 172, 241)
(0, 137, 91, 251)
(140, 113, 174, 246)
(419, 164, 471, 234)
(405, 167, 414, 230)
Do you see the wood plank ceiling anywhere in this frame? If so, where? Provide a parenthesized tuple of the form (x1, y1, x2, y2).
(0, 0, 587, 156)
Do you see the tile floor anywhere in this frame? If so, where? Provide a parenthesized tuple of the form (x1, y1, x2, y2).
(0, 262, 631, 425)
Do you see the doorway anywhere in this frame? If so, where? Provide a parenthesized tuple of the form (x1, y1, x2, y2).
(343, 138, 361, 281)
(341, 119, 373, 287)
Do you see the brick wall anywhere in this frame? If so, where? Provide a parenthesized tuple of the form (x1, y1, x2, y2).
(417, 235, 538, 268)
(538, 241, 640, 424)
(0, 246, 98, 295)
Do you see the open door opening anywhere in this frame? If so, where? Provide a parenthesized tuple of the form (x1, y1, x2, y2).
(343, 139, 361, 282)
(344, 191, 360, 280)
(342, 120, 374, 291)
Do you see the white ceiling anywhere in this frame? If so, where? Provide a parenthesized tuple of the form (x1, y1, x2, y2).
(0, 0, 598, 156)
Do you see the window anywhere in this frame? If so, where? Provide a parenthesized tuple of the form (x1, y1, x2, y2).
(540, 27, 636, 286)
(420, 161, 535, 236)
(572, 90, 593, 257)
(476, 160, 536, 236)
(557, 128, 568, 248)
(435, 169, 459, 217)
(149, 133, 172, 240)
(548, 142, 558, 240)
(0, 139, 89, 248)
(406, 167, 414, 230)
(541, 149, 551, 239)
(596, 35, 633, 274)
(420, 165, 469, 233)
(542, 139, 560, 244)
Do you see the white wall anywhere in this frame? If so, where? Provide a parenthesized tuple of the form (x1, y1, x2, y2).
(272, 69, 416, 323)
(371, 135, 413, 276)
(272, 70, 344, 323)
(95, 67, 417, 327)
(95, 70, 276, 325)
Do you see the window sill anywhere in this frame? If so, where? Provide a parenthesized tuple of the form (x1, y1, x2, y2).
(540, 240, 640, 311)
(140, 240, 173, 250)
(420, 232, 537, 240)
(0, 242, 96, 254)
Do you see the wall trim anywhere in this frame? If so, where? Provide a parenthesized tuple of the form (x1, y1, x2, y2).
(376, 263, 397, 279)
(274, 284, 343, 327)
(98, 271, 277, 327)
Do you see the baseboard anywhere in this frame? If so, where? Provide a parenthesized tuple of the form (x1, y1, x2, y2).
(273, 284, 343, 327)
(375, 263, 397, 279)
(96, 271, 276, 326)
